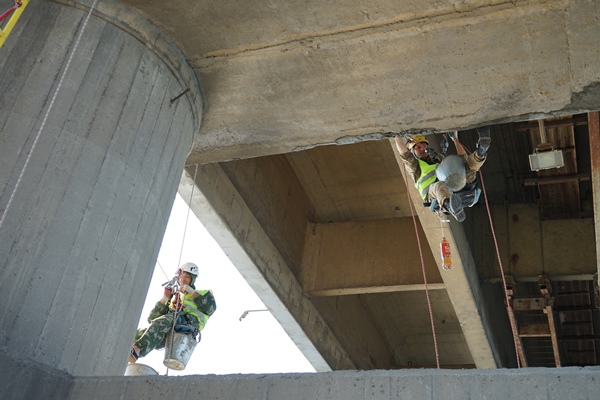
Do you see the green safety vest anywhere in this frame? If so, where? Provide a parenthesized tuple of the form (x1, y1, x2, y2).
(170, 290, 211, 330)
(416, 158, 438, 200)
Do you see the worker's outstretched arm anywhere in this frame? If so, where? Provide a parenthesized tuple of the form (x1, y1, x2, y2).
(395, 136, 409, 155)
(450, 134, 467, 156)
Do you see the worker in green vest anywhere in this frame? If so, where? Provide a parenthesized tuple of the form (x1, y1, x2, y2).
(394, 127, 491, 222)
(128, 262, 216, 364)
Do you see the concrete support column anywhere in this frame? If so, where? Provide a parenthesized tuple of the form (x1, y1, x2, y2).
(0, 0, 202, 376)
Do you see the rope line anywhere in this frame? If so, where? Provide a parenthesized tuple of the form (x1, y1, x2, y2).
(0, 0, 100, 231)
(479, 169, 522, 368)
(0, 2, 18, 23)
(165, 164, 200, 375)
(457, 136, 521, 368)
(398, 153, 440, 368)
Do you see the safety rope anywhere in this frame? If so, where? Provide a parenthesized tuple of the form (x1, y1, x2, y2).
(0, 0, 100, 231)
(398, 145, 440, 368)
(165, 164, 200, 375)
(0, 1, 20, 23)
(478, 169, 522, 368)
(455, 137, 522, 368)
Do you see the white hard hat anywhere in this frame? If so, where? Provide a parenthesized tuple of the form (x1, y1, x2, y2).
(180, 262, 199, 276)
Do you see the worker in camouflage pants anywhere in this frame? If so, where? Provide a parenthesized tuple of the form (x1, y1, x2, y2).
(129, 262, 217, 363)
(132, 303, 181, 357)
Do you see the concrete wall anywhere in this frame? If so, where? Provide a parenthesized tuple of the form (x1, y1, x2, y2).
(467, 204, 597, 280)
(67, 367, 600, 400)
(2, 347, 599, 400)
(0, 0, 201, 376)
(219, 155, 313, 279)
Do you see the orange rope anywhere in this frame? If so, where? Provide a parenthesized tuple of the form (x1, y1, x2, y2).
(478, 169, 522, 368)
(399, 156, 440, 368)
(456, 136, 521, 368)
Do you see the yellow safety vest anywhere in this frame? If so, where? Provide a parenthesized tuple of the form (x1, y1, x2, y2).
(416, 159, 438, 200)
(170, 290, 210, 330)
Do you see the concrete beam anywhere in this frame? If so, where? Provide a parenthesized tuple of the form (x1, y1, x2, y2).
(158, 0, 600, 163)
(302, 219, 444, 296)
(179, 166, 354, 371)
(390, 140, 499, 369)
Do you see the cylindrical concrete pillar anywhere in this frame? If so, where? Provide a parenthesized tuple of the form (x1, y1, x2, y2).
(0, 0, 202, 376)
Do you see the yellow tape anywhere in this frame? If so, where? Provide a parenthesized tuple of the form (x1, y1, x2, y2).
(0, 0, 30, 48)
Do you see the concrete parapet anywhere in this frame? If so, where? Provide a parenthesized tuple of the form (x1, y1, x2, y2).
(66, 367, 600, 400)
(0, 347, 71, 400)
(2, 346, 599, 399)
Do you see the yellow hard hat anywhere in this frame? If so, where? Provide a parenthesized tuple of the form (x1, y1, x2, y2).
(407, 135, 429, 150)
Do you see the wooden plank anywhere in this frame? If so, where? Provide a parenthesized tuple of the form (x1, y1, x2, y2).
(546, 306, 562, 367)
(518, 323, 551, 337)
(507, 305, 528, 367)
(515, 116, 588, 132)
(523, 173, 590, 186)
(512, 297, 547, 311)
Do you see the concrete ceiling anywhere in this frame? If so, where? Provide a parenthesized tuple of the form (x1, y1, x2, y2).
(122, 0, 600, 164)
(184, 117, 600, 370)
(118, 0, 600, 370)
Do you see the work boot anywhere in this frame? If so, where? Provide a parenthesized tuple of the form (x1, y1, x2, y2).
(475, 126, 491, 159)
(443, 193, 466, 222)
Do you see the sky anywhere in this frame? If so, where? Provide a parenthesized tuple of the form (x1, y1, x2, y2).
(132, 194, 316, 376)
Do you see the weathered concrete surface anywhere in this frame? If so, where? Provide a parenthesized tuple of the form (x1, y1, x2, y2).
(1, 1, 599, 399)
(0, 347, 72, 400)
(302, 219, 443, 296)
(67, 367, 600, 400)
(121, 0, 600, 164)
(0, 0, 201, 376)
(3, 346, 599, 400)
(178, 169, 341, 371)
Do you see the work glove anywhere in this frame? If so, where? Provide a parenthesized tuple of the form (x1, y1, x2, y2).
(163, 287, 173, 298)
(181, 284, 195, 295)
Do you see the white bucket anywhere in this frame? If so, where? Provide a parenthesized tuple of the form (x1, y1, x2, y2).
(163, 332, 198, 370)
(125, 363, 158, 376)
(435, 154, 467, 192)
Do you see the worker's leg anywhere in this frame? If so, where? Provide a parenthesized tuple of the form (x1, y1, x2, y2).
(462, 127, 491, 184)
(475, 126, 491, 160)
(429, 182, 466, 222)
(449, 132, 467, 156)
(134, 313, 176, 358)
(464, 154, 485, 184)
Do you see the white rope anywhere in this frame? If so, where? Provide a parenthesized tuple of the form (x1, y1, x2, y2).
(165, 164, 199, 376)
(0, 0, 100, 230)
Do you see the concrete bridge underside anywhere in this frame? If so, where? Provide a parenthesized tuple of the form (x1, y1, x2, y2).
(2, 0, 600, 398)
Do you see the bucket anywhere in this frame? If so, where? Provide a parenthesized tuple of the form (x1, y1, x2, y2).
(435, 154, 466, 192)
(163, 331, 198, 370)
(125, 363, 158, 376)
